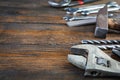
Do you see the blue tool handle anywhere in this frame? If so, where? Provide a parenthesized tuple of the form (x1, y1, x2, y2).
(83, 0, 98, 3)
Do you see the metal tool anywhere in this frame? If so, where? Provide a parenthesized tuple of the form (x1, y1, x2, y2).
(81, 40, 120, 44)
(81, 40, 120, 50)
(94, 5, 108, 38)
(81, 6, 120, 16)
(112, 47, 120, 57)
(48, 0, 71, 7)
(64, 11, 116, 22)
(66, 17, 96, 27)
(63, 16, 96, 21)
(95, 5, 120, 38)
(65, 1, 119, 15)
(65, 4, 105, 14)
(68, 44, 120, 77)
(97, 45, 120, 50)
(65, 12, 120, 27)
(65, 13, 115, 27)
(48, 0, 98, 7)
(63, 16, 97, 27)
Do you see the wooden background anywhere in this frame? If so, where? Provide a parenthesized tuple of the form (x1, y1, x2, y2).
(0, 0, 120, 80)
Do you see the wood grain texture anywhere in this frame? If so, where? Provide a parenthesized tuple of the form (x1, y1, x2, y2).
(0, 0, 120, 80)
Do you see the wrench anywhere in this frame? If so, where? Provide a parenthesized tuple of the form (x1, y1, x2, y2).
(68, 44, 120, 77)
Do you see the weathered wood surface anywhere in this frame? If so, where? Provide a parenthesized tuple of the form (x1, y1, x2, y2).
(0, 0, 120, 80)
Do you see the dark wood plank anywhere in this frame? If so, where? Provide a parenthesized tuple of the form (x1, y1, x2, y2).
(0, 0, 120, 80)
(0, 16, 65, 24)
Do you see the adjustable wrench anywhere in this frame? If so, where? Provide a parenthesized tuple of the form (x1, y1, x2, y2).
(68, 44, 120, 77)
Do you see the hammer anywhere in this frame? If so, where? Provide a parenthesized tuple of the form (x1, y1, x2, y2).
(94, 5, 120, 38)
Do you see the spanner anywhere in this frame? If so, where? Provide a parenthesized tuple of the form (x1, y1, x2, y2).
(68, 44, 120, 77)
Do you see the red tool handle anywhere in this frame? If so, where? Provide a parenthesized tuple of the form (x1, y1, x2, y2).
(77, 0, 98, 5)
(77, 0, 84, 4)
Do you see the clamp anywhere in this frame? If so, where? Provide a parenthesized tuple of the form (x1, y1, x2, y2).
(68, 44, 120, 77)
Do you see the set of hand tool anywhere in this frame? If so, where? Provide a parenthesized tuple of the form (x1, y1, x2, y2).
(64, 1, 119, 19)
(64, 1, 119, 21)
(48, 0, 120, 77)
(66, 4, 120, 39)
(49, 0, 120, 38)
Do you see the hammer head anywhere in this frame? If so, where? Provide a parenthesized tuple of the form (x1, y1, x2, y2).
(94, 5, 108, 38)
(95, 27, 108, 38)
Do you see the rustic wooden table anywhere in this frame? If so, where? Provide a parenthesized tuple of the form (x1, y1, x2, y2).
(0, 0, 120, 80)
